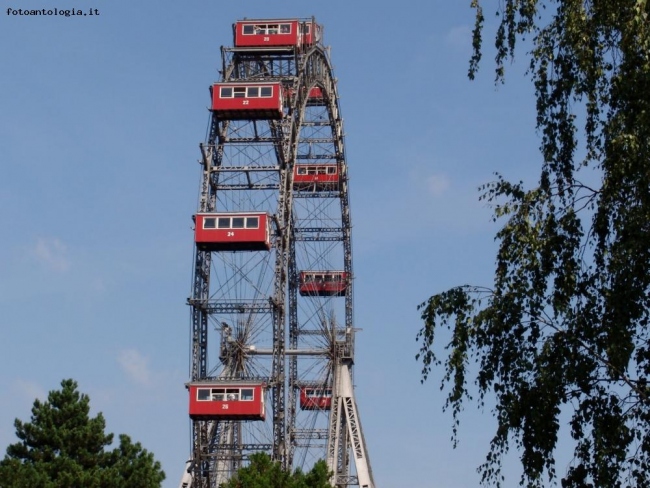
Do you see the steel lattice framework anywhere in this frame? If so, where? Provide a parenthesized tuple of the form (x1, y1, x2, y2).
(178, 18, 374, 488)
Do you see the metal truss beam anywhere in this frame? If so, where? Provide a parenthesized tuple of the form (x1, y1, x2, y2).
(219, 137, 285, 143)
(335, 476, 359, 485)
(299, 122, 333, 127)
(209, 184, 280, 190)
(212, 166, 280, 172)
(296, 154, 336, 159)
(294, 226, 343, 233)
(293, 192, 341, 199)
(204, 444, 273, 452)
(248, 348, 330, 357)
(293, 236, 344, 242)
(187, 299, 274, 314)
(295, 329, 332, 335)
(293, 429, 328, 439)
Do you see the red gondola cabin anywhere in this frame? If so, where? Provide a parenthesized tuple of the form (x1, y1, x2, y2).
(300, 387, 332, 410)
(283, 86, 325, 106)
(307, 87, 323, 99)
(188, 382, 266, 421)
(293, 164, 339, 191)
(299, 271, 348, 296)
(233, 19, 322, 49)
(305, 86, 324, 106)
(211, 82, 283, 120)
(194, 212, 271, 251)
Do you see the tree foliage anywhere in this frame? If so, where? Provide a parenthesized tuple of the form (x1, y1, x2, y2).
(219, 453, 331, 488)
(417, 1, 650, 486)
(0, 379, 165, 488)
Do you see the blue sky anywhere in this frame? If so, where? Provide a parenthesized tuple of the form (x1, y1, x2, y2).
(1, 1, 550, 487)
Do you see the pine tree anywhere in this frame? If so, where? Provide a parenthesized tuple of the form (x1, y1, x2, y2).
(0, 379, 165, 488)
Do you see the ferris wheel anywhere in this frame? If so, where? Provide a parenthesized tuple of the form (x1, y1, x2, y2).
(178, 18, 374, 488)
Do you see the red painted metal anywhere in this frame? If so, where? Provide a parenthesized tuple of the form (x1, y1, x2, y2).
(300, 387, 332, 410)
(188, 382, 266, 421)
(194, 212, 271, 251)
(211, 82, 283, 120)
(299, 271, 348, 296)
(307, 87, 323, 99)
(232, 19, 322, 49)
(293, 164, 339, 190)
(301, 21, 322, 47)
